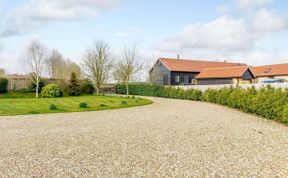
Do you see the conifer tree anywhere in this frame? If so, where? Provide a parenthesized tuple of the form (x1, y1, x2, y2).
(68, 72, 81, 96)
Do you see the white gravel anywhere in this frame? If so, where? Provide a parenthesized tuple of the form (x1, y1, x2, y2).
(0, 97, 288, 177)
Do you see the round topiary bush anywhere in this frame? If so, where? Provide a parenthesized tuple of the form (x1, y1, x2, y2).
(41, 84, 62, 98)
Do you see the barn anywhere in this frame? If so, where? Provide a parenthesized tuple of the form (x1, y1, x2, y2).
(149, 57, 246, 85)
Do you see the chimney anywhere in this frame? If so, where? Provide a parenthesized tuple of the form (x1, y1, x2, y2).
(177, 54, 180, 60)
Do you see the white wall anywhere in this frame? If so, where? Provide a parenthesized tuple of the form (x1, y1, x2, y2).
(175, 83, 288, 92)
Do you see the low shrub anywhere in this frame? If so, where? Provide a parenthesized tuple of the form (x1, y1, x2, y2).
(79, 102, 89, 108)
(49, 104, 57, 110)
(80, 79, 95, 94)
(121, 100, 127, 105)
(282, 104, 288, 123)
(0, 78, 8, 94)
(28, 79, 45, 93)
(41, 84, 62, 98)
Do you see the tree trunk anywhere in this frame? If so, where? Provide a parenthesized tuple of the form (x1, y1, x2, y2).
(125, 80, 129, 96)
(36, 78, 39, 98)
(96, 86, 99, 95)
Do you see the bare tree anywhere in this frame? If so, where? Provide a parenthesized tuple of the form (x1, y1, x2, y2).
(46, 50, 81, 80)
(82, 40, 113, 95)
(46, 49, 64, 78)
(113, 46, 143, 95)
(0, 68, 5, 78)
(26, 41, 47, 98)
(64, 59, 81, 80)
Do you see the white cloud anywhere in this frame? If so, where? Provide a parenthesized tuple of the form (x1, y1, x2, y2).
(18, 0, 118, 21)
(155, 0, 288, 65)
(1, 0, 119, 36)
(251, 8, 287, 32)
(157, 16, 257, 52)
(236, 0, 274, 10)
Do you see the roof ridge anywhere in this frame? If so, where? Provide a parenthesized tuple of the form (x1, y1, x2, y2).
(252, 63, 288, 68)
(201, 65, 248, 71)
(159, 57, 243, 64)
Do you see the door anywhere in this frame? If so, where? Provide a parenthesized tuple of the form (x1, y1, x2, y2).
(163, 75, 168, 85)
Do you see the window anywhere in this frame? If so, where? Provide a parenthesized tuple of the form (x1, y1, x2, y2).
(175, 75, 180, 83)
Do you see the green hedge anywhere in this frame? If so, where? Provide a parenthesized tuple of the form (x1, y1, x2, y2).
(0, 78, 8, 94)
(116, 84, 288, 125)
(116, 84, 203, 101)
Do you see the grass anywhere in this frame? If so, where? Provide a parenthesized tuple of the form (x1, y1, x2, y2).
(0, 95, 152, 116)
(0, 92, 35, 99)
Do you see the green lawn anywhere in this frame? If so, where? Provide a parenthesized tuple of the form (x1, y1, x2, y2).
(0, 95, 152, 116)
(0, 92, 35, 99)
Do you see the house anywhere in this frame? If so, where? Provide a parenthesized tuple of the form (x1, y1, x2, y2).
(149, 57, 246, 85)
(251, 63, 288, 82)
(196, 66, 255, 85)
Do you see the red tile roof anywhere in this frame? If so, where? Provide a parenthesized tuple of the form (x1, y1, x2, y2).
(251, 63, 288, 77)
(159, 58, 246, 72)
(196, 66, 250, 79)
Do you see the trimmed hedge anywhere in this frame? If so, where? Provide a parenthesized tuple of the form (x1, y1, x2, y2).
(116, 84, 202, 101)
(116, 84, 288, 125)
(203, 86, 288, 123)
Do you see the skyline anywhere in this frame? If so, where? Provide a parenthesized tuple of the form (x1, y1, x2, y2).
(0, 0, 288, 74)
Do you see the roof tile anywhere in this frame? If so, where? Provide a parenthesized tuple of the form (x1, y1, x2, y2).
(159, 58, 246, 72)
(251, 63, 288, 77)
(196, 66, 250, 79)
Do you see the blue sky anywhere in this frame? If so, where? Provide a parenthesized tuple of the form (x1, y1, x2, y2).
(0, 0, 288, 73)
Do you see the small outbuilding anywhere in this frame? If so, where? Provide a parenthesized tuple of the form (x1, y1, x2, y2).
(196, 66, 255, 85)
(251, 63, 288, 82)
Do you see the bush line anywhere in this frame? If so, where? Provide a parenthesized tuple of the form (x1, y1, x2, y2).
(116, 84, 288, 124)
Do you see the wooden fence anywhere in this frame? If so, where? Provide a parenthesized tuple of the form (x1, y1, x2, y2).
(7, 78, 67, 91)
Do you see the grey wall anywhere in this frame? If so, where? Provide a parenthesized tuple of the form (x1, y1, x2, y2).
(149, 60, 170, 85)
(170, 72, 198, 85)
(242, 69, 254, 79)
(176, 83, 288, 92)
(197, 78, 233, 85)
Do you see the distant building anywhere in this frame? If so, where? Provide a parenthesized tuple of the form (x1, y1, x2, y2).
(149, 57, 246, 85)
(251, 63, 288, 82)
(196, 66, 255, 85)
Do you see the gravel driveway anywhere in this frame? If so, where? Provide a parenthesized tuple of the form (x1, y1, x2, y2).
(0, 97, 288, 177)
